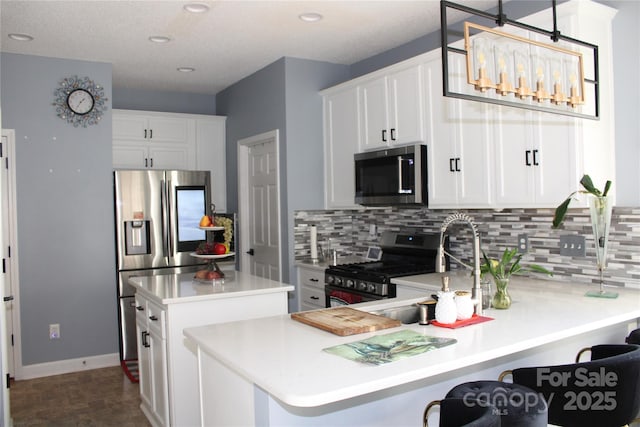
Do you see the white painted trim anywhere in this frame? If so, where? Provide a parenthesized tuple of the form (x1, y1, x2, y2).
(0, 129, 21, 381)
(237, 130, 282, 280)
(18, 352, 120, 380)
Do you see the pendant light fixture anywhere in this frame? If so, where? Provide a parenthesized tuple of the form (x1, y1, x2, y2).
(440, 0, 600, 119)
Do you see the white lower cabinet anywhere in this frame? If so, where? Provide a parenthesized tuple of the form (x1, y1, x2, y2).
(297, 265, 326, 311)
(135, 285, 290, 427)
(135, 296, 169, 427)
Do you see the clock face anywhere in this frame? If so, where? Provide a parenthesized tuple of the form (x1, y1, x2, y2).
(53, 75, 108, 127)
(66, 89, 95, 115)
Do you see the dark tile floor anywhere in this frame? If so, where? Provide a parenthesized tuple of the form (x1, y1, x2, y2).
(9, 366, 151, 426)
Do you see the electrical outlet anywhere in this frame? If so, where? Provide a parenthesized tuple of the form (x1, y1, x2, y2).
(49, 323, 60, 340)
(517, 234, 528, 253)
(560, 235, 586, 257)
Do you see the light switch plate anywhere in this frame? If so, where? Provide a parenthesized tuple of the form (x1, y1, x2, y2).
(560, 235, 586, 257)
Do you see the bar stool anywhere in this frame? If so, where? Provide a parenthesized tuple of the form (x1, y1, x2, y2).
(503, 344, 640, 427)
(443, 380, 548, 427)
(625, 328, 640, 345)
(423, 397, 501, 427)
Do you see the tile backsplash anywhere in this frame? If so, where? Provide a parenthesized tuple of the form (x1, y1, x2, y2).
(294, 207, 640, 290)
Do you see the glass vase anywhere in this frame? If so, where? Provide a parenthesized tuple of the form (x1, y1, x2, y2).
(492, 278, 512, 309)
(587, 195, 618, 298)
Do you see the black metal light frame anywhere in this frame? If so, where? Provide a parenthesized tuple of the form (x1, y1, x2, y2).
(440, 0, 600, 120)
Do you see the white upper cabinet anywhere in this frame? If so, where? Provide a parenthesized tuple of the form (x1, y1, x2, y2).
(113, 110, 228, 212)
(425, 50, 493, 208)
(194, 116, 227, 212)
(113, 113, 191, 144)
(494, 107, 578, 207)
(321, 0, 615, 210)
(360, 64, 424, 150)
(322, 86, 361, 209)
(113, 110, 195, 170)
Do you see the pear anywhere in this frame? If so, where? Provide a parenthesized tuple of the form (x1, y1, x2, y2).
(199, 215, 212, 227)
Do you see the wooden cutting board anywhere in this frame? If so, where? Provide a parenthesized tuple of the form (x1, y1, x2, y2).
(291, 307, 401, 336)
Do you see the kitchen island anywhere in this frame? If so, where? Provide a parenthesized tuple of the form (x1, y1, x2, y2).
(184, 273, 640, 426)
(129, 270, 293, 427)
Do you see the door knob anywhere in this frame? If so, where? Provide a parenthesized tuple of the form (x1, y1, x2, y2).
(246, 248, 255, 256)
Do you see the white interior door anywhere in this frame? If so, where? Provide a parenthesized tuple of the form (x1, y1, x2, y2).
(238, 131, 281, 281)
(0, 130, 18, 425)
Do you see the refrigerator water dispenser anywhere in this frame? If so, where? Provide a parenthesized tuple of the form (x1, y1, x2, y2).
(125, 220, 151, 255)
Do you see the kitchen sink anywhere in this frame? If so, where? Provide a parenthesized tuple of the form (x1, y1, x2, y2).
(371, 304, 420, 324)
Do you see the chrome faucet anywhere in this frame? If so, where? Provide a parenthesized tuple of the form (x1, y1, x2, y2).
(436, 213, 483, 316)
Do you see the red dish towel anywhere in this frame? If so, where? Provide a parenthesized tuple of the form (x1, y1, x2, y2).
(431, 314, 494, 329)
(329, 290, 362, 305)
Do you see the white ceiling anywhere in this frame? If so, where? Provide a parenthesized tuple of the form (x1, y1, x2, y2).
(0, 0, 497, 95)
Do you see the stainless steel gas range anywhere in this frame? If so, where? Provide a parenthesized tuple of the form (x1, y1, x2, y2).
(324, 231, 448, 307)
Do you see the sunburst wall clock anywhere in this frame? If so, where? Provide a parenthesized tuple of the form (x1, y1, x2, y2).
(52, 75, 109, 127)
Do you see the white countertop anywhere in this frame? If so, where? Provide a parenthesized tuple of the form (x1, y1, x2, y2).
(184, 273, 640, 408)
(129, 270, 294, 305)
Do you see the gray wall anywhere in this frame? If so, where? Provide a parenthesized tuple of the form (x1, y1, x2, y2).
(0, 53, 116, 365)
(216, 57, 348, 310)
(112, 87, 216, 115)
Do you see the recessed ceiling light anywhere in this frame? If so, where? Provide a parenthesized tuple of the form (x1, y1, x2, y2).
(8, 33, 34, 42)
(184, 3, 209, 13)
(299, 12, 323, 22)
(177, 67, 196, 73)
(149, 36, 171, 43)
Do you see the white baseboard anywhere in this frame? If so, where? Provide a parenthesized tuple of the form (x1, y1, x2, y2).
(16, 353, 120, 380)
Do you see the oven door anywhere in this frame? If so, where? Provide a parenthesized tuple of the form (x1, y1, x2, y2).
(324, 284, 386, 308)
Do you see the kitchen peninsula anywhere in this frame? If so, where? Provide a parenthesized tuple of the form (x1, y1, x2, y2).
(184, 274, 640, 426)
(129, 270, 293, 427)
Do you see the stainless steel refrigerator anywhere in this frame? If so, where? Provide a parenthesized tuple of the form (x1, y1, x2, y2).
(114, 169, 212, 368)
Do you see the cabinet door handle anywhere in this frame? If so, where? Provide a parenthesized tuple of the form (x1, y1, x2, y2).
(142, 331, 150, 348)
(309, 278, 319, 282)
(381, 129, 387, 142)
(525, 150, 532, 166)
(310, 296, 320, 300)
(144, 158, 148, 168)
(144, 129, 147, 139)
(149, 129, 153, 139)
(150, 158, 153, 168)
(455, 158, 461, 172)
(136, 305, 144, 311)
(390, 128, 396, 141)
(532, 149, 539, 166)
(449, 158, 455, 172)
(149, 315, 158, 321)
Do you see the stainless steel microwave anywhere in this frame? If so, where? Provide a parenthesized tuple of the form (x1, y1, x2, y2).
(354, 144, 427, 206)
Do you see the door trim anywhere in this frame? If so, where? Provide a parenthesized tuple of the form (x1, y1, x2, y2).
(1, 129, 22, 379)
(237, 130, 282, 279)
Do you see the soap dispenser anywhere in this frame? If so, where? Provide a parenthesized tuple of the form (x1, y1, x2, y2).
(435, 276, 457, 324)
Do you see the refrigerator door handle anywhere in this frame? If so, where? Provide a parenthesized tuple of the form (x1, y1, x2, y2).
(160, 179, 170, 260)
(166, 179, 174, 259)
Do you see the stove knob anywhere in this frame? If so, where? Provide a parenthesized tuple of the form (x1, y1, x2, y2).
(345, 279, 355, 288)
(326, 275, 334, 285)
(335, 277, 343, 286)
(358, 281, 368, 291)
(367, 283, 377, 293)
